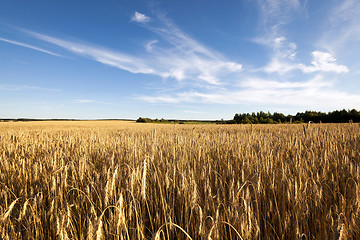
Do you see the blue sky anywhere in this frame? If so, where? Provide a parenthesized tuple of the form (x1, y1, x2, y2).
(1, 0, 359, 120)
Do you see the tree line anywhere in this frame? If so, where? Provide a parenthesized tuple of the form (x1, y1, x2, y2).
(136, 117, 173, 123)
(136, 117, 217, 124)
(230, 109, 360, 124)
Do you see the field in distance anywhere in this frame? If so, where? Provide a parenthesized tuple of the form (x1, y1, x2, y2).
(0, 121, 359, 239)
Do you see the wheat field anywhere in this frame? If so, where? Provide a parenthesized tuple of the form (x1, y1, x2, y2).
(0, 121, 359, 239)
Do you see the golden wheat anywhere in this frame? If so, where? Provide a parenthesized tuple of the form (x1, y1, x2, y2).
(0, 121, 359, 239)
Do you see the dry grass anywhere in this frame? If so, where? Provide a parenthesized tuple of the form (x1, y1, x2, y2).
(0, 120, 359, 239)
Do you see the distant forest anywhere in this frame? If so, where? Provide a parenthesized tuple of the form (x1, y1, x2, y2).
(136, 109, 360, 124)
(231, 109, 360, 124)
(3, 109, 358, 124)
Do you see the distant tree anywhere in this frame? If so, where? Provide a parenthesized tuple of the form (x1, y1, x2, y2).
(136, 117, 151, 123)
(273, 112, 286, 123)
(233, 109, 360, 124)
(350, 109, 360, 122)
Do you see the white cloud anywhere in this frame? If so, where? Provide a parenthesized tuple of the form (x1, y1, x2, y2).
(263, 58, 297, 74)
(319, 0, 360, 57)
(26, 31, 156, 75)
(183, 110, 205, 114)
(0, 84, 61, 92)
(263, 50, 349, 74)
(256, 34, 297, 58)
(331, 0, 360, 24)
(255, 0, 303, 27)
(257, 34, 299, 74)
(198, 73, 218, 85)
(273, 36, 285, 46)
(139, 95, 180, 104)
(73, 99, 94, 104)
(144, 15, 243, 83)
(255, 1, 350, 77)
(23, 14, 242, 86)
(0, 37, 61, 57)
(161, 68, 186, 81)
(73, 99, 111, 104)
(224, 62, 243, 72)
(145, 40, 158, 52)
(299, 51, 349, 73)
(138, 75, 360, 110)
(131, 11, 151, 23)
(241, 75, 333, 89)
(253, 1, 306, 75)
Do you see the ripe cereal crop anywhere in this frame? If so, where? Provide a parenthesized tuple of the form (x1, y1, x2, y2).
(0, 121, 359, 239)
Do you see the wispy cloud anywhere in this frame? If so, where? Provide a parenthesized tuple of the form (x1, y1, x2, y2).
(73, 99, 111, 104)
(0, 37, 61, 57)
(183, 110, 205, 114)
(320, 0, 360, 56)
(264, 50, 349, 74)
(138, 75, 360, 110)
(26, 31, 155, 75)
(263, 57, 297, 75)
(0, 84, 61, 92)
(253, 1, 311, 75)
(131, 11, 151, 23)
(73, 99, 94, 104)
(145, 40, 158, 52)
(138, 14, 243, 84)
(22, 13, 242, 86)
(255, 0, 303, 30)
(331, 0, 360, 25)
(240, 75, 333, 89)
(299, 51, 349, 73)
